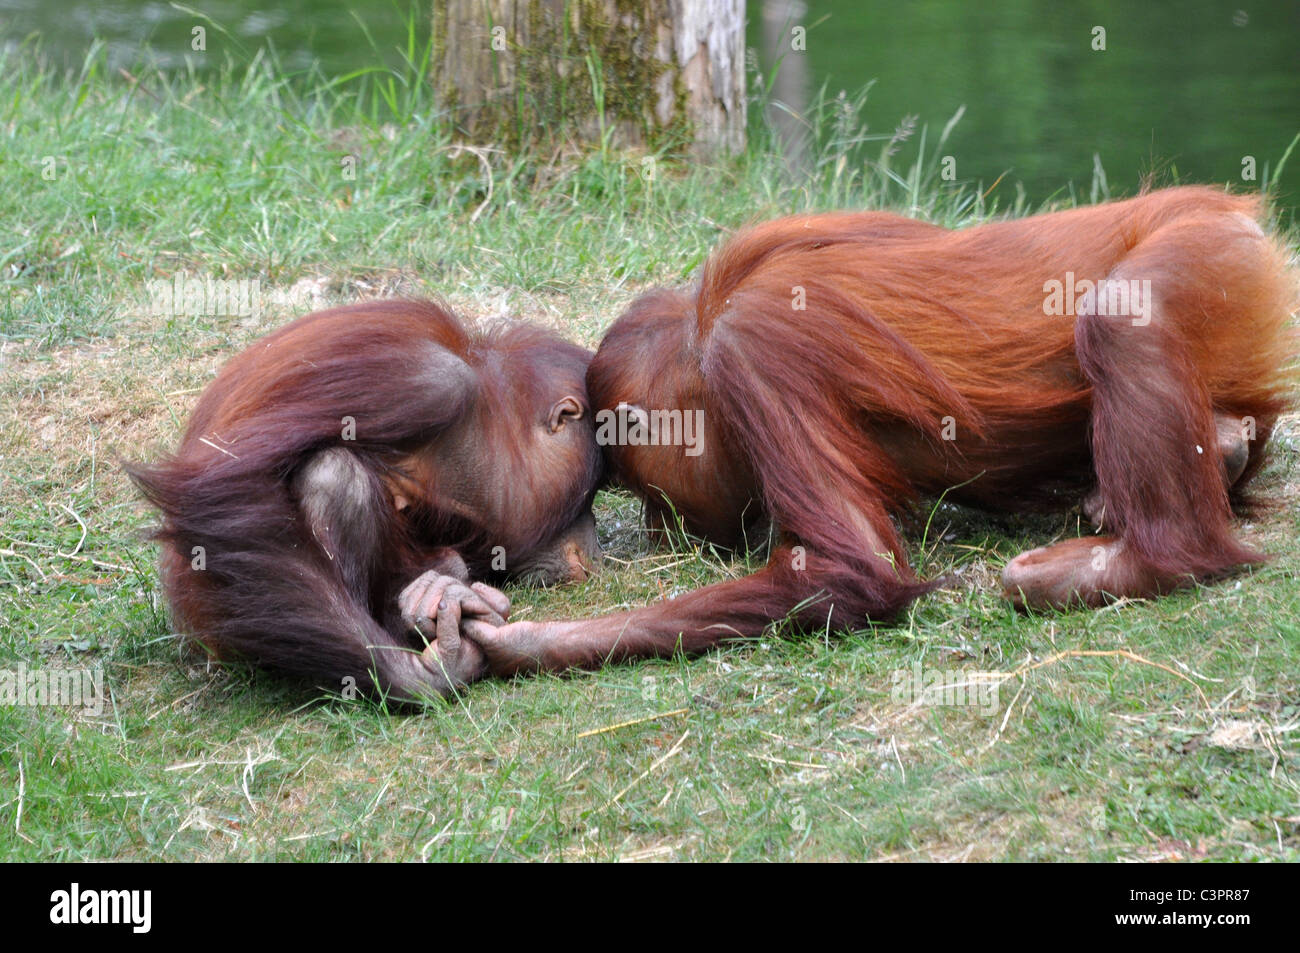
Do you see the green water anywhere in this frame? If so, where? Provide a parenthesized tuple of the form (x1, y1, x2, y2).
(0, 0, 421, 74)
(1, 0, 1296, 206)
(785, 0, 1299, 206)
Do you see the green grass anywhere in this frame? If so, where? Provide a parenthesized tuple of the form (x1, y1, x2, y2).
(1, 42, 1297, 861)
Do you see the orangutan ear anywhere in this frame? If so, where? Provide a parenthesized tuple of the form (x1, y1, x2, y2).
(548, 395, 584, 433)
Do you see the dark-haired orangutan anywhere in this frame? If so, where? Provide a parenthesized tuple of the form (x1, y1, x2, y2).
(129, 300, 601, 701)
(464, 186, 1295, 677)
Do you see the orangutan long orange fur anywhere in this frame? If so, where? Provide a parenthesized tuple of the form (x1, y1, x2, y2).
(129, 301, 602, 700)
(465, 187, 1296, 676)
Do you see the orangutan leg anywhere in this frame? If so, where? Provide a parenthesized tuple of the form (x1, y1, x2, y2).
(1082, 411, 1251, 529)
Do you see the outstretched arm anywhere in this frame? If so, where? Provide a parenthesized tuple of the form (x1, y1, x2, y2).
(464, 542, 930, 677)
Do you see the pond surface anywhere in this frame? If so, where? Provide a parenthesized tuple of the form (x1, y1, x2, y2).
(791, 0, 1299, 208)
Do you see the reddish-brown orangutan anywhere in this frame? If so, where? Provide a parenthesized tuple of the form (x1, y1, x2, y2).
(129, 300, 601, 701)
(463, 186, 1296, 676)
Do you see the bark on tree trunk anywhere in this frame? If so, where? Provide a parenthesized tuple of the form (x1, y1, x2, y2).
(432, 0, 746, 157)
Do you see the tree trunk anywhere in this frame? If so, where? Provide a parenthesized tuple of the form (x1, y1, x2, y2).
(760, 0, 810, 175)
(431, 0, 746, 157)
